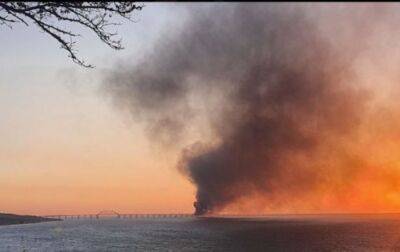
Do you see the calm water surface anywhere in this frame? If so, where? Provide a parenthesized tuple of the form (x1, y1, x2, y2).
(1, 214, 400, 251)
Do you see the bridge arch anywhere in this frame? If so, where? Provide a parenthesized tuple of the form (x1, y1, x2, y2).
(96, 210, 121, 219)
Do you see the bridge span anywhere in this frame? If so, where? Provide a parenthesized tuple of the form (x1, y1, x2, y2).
(43, 210, 193, 220)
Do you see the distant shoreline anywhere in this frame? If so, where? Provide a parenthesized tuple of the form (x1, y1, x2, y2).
(0, 213, 60, 226)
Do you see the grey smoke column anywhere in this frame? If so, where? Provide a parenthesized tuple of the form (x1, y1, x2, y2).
(104, 4, 367, 215)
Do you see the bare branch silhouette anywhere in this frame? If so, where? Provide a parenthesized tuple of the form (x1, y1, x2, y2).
(0, 2, 143, 67)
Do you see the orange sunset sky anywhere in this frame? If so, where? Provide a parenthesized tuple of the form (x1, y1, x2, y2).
(3, 3, 400, 216)
(0, 3, 196, 215)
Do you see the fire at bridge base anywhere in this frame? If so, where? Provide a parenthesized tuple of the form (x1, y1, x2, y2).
(194, 201, 211, 216)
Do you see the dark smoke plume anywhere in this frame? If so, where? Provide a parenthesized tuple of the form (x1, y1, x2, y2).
(104, 4, 369, 215)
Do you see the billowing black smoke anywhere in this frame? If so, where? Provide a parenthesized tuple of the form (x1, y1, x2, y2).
(104, 4, 368, 215)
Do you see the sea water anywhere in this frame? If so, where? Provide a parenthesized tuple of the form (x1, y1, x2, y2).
(1, 214, 400, 251)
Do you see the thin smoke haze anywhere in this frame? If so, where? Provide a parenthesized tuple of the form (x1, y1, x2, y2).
(103, 4, 400, 215)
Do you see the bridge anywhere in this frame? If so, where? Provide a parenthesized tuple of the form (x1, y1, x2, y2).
(43, 210, 193, 220)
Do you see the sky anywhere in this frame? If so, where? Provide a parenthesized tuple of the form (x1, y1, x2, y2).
(4, 3, 400, 216)
(0, 3, 195, 215)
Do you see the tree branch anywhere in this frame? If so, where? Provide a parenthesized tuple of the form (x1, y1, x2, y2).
(0, 1, 142, 67)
